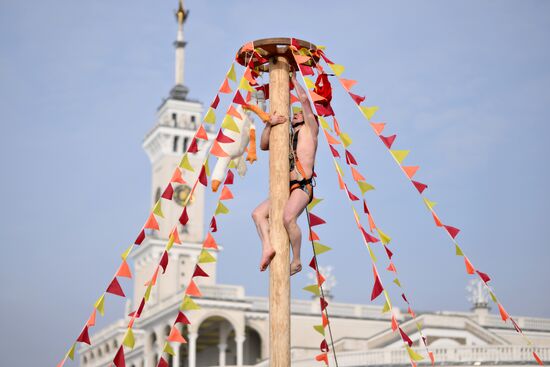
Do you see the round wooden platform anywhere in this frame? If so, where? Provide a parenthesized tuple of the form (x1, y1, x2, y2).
(236, 37, 319, 70)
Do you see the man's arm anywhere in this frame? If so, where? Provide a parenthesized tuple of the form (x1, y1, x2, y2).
(260, 114, 286, 151)
(292, 73, 319, 136)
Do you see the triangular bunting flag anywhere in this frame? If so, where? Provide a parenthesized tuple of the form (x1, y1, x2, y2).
(222, 115, 240, 133)
(402, 166, 419, 179)
(144, 213, 159, 230)
(66, 343, 76, 360)
(323, 129, 340, 145)
(163, 341, 175, 356)
(360, 106, 379, 120)
(179, 154, 194, 171)
(77, 326, 91, 345)
(455, 243, 464, 256)
(168, 326, 187, 343)
(371, 271, 384, 301)
(216, 130, 235, 143)
(106, 277, 125, 297)
(329, 63, 345, 76)
(303, 284, 321, 296)
(192, 265, 209, 278)
(390, 150, 410, 164)
(185, 279, 202, 297)
(340, 78, 357, 91)
(377, 228, 391, 245)
(219, 78, 232, 94)
(224, 169, 235, 185)
(94, 294, 105, 316)
(309, 229, 320, 241)
(116, 260, 132, 278)
(476, 270, 491, 283)
(313, 242, 332, 255)
(86, 309, 97, 327)
(313, 324, 325, 336)
(387, 262, 397, 272)
(159, 251, 169, 273)
(233, 91, 247, 105)
(345, 150, 358, 165)
(180, 295, 200, 311)
(210, 94, 220, 109)
(220, 186, 234, 200)
(308, 213, 326, 226)
(444, 225, 461, 239)
(464, 256, 475, 274)
(113, 346, 126, 367)
(380, 134, 396, 149)
(211, 141, 229, 158)
(176, 311, 191, 325)
(203, 233, 218, 249)
(370, 122, 385, 135)
(349, 92, 365, 105)
(170, 226, 181, 244)
(329, 144, 340, 158)
(340, 133, 352, 147)
(210, 216, 217, 232)
(215, 201, 229, 215)
(391, 315, 398, 331)
(406, 346, 424, 361)
(198, 249, 216, 263)
(170, 168, 186, 184)
(198, 165, 208, 186)
(307, 197, 322, 211)
(196, 125, 208, 140)
(358, 181, 375, 195)
(161, 184, 174, 200)
(351, 167, 365, 182)
(122, 328, 135, 349)
(152, 200, 164, 218)
(157, 357, 169, 367)
(412, 180, 428, 194)
(203, 107, 216, 124)
(498, 303, 509, 321)
(179, 207, 189, 226)
(227, 63, 237, 82)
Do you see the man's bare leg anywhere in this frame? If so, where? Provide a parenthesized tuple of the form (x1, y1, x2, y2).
(283, 189, 310, 275)
(251, 199, 276, 271)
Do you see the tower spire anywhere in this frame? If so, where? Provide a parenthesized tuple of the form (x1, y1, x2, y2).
(170, 0, 189, 100)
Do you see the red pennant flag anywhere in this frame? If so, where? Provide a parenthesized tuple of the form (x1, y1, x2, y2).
(198, 165, 208, 186)
(211, 141, 229, 158)
(349, 92, 365, 105)
(116, 260, 132, 278)
(144, 213, 159, 230)
(314, 103, 334, 117)
(511, 317, 522, 333)
(210, 216, 217, 232)
(299, 64, 314, 76)
(192, 265, 209, 278)
(179, 207, 189, 226)
(340, 78, 357, 91)
(329, 144, 340, 158)
(159, 251, 169, 273)
(444, 225, 460, 239)
(185, 279, 202, 297)
(402, 293, 409, 303)
(168, 326, 187, 343)
(77, 325, 91, 345)
(476, 270, 491, 283)
(379, 134, 396, 149)
(135, 229, 145, 245)
(308, 213, 326, 227)
(157, 357, 169, 367)
(384, 245, 394, 259)
(175, 311, 191, 325)
(233, 91, 247, 105)
(187, 138, 199, 153)
(196, 125, 208, 140)
(386, 262, 397, 272)
(370, 122, 385, 135)
(412, 180, 428, 194)
(203, 233, 218, 249)
(320, 297, 329, 311)
(360, 226, 380, 243)
(210, 95, 220, 109)
(219, 78, 232, 94)
(318, 49, 334, 64)
(309, 256, 317, 270)
(346, 186, 360, 201)
(106, 277, 125, 297)
(224, 170, 234, 185)
(363, 200, 370, 214)
(113, 346, 126, 367)
(86, 309, 97, 327)
(391, 315, 398, 331)
(220, 186, 234, 200)
(170, 168, 186, 184)
(345, 150, 358, 165)
(129, 298, 145, 318)
(371, 270, 384, 301)
(320, 339, 329, 352)
(464, 257, 475, 274)
(161, 184, 174, 200)
(498, 303, 509, 321)
(216, 130, 235, 143)
(533, 351, 543, 366)
(399, 327, 413, 347)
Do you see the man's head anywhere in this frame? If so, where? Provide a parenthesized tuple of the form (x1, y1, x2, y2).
(292, 110, 304, 126)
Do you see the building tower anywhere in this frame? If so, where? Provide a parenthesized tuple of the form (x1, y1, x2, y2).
(132, 0, 216, 309)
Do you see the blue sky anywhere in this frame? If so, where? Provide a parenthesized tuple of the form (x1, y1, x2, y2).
(1, 0, 549, 365)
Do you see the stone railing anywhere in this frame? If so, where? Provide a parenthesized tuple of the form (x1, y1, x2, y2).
(287, 345, 550, 366)
(200, 284, 244, 300)
(477, 314, 550, 332)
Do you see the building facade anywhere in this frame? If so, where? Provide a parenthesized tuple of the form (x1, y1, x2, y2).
(79, 3, 550, 366)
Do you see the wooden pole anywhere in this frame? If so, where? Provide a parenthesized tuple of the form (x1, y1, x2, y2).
(268, 54, 290, 367)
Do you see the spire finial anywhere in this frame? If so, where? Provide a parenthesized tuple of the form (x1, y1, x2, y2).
(176, 0, 185, 25)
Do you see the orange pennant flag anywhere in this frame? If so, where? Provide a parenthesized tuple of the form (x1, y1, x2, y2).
(185, 279, 202, 297)
(432, 212, 443, 227)
(340, 78, 357, 91)
(351, 167, 366, 182)
(227, 105, 242, 119)
(243, 68, 256, 85)
(309, 90, 326, 102)
(220, 186, 234, 201)
(386, 262, 397, 272)
(317, 272, 326, 286)
(195, 125, 208, 140)
(464, 257, 475, 274)
(86, 309, 97, 327)
(315, 353, 328, 364)
(116, 260, 132, 278)
(219, 78, 232, 94)
(321, 312, 329, 327)
(144, 213, 159, 230)
(323, 130, 340, 145)
(242, 41, 254, 52)
(391, 315, 398, 331)
(167, 326, 187, 343)
(402, 166, 419, 179)
(309, 230, 320, 241)
(170, 226, 181, 244)
(370, 122, 386, 135)
(367, 213, 376, 232)
(203, 233, 218, 250)
(170, 168, 186, 184)
(498, 303, 509, 321)
(294, 54, 310, 65)
(211, 141, 229, 157)
(145, 266, 160, 286)
(337, 171, 345, 190)
(290, 93, 299, 104)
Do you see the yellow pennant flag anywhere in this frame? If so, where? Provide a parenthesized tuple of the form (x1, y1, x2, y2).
(180, 295, 200, 311)
(360, 106, 379, 120)
(393, 278, 402, 287)
(304, 77, 315, 89)
(227, 63, 237, 82)
(313, 324, 326, 336)
(316, 45, 326, 50)
(329, 64, 345, 76)
(144, 283, 153, 301)
(121, 243, 133, 261)
(376, 228, 391, 245)
(390, 150, 410, 164)
(228, 159, 237, 169)
(381, 299, 391, 313)
(166, 236, 175, 251)
(368, 245, 377, 262)
(406, 346, 425, 361)
(123, 328, 135, 349)
(203, 107, 216, 124)
(319, 116, 331, 131)
(303, 284, 321, 296)
(340, 133, 352, 147)
(384, 290, 392, 309)
(204, 157, 211, 176)
(489, 291, 498, 303)
(94, 294, 105, 316)
(423, 197, 437, 210)
(239, 77, 255, 92)
(67, 343, 76, 360)
(307, 197, 323, 211)
(163, 341, 175, 356)
(152, 200, 164, 218)
(335, 161, 344, 177)
(215, 201, 229, 215)
(313, 242, 332, 255)
(455, 243, 464, 256)
(222, 115, 240, 133)
(351, 207, 361, 226)
(179, 154, 194, 172)
(357, 181, 375, 195)
(198, 249, 216, 263)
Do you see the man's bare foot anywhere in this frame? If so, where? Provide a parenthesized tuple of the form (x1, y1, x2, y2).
(290, 259, 302, 276)
(260, 248, 276, 272)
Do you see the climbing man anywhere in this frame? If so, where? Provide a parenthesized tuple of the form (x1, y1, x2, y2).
(247, 72, 319, 276)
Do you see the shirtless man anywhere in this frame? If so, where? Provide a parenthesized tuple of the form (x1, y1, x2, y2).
(250, 73, 319, 275)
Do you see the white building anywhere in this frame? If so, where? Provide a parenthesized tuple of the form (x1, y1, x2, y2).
(79, 3, 550, 366)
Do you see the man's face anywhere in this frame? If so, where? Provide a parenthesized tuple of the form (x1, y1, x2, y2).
(292, 111, 304, 125)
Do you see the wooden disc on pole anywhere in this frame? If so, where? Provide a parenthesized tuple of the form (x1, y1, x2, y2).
(236, 37, 318, 366)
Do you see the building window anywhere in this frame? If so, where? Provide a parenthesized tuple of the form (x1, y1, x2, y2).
(155, 187, 162, 203)
(173, 136, 179, 152)
(172, 113, 177, 127)
(183, 137, 189, 152)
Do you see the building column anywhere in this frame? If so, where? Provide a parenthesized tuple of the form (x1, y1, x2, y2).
(218, 343, 227, 367)
(144, 331, 154, 367)
(188, 332, 198, 367)
(173, 341, 180, 367)
(235, 335, 246, 366)
(218, 322, 230, 367)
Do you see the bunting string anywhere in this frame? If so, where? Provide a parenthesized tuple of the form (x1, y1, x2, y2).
(315, 47, 543, 365)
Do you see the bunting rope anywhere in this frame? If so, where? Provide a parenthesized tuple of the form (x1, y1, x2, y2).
(289, 46, 425, 366)
(313, 47, 544, 366)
